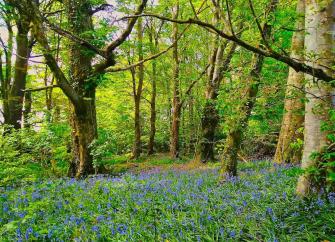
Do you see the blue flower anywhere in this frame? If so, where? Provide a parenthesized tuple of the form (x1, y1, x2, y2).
(25, 227, 33, 240)
(117, 224, 127, 235)
(92, 225, 99, 232)
(47, 229, 53, 239)
(16, 228, 22, 238)
(316, 198, 324, 207)
(266, 207, 273, 215)
(97, 215, 104, 223)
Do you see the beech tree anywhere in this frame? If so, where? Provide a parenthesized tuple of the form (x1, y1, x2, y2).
(296, 0, 334, 196)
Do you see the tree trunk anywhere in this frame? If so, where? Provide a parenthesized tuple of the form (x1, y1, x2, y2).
(274, 0, 305, 164)
(197, 2, 242, 163)
(66, 0, 97, 178)
(170, 2, 181, 159)
(0, 51, 5, 122)
(199, 40, 238, 162)
(43, 66, 53, 123)
(1, 17, 13, 127)
(147, 28, 158, 155)
(221, 0, 278, 177)
(147, 73, 156, 155)
(7, 17, 30, 129)
(68, 96, 97, 177)
(133, 94, 142, 158)
(200, 99, 219, 162)
(170, 104, 181, 158)
(132, 18, 144, 159)
(296, 0, 334, 196)
(23, 91, 32, 128)
(188, 95, 195, 154)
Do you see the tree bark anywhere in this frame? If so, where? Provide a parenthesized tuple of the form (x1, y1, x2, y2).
(66, 0, 97, 178)
(147, 26, 158, 155)
(197, 2, 241, 163)
(68, 96, 97, 177)
(7, 15, 30, 129)
(23, 91, 31, 128)
(274, 0, 305, 164)
(170, 2, 181, 159)
(221, 0, 278, 177)
(1, 16, 13, 127)
(199, 41, 238, 163)
(132, 18, 144, 159)
(296, 0, 334, 196)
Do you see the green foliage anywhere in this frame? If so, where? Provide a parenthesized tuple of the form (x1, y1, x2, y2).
(90, 129, 123, 168)
(0, 124, 70, 186)
(306, 110, 335, 193)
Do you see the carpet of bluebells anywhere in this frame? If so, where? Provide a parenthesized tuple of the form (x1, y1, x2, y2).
(1, 161, 335, 241)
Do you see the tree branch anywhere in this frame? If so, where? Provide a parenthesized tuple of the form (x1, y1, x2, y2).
(22, 85, 59, 92)
(181, 64, 210, 106)
(121, 13, 335, 84)
(89, 4, 113, 15)
(225, 0, 235, 36)
(43, 17, 106, 58)
(248, 0, 268, 46)
(105, 0, 148, 54)
(92, 0, 148, 74)
(106, 44, 172, 73)
(106, 18, 190, 73)
(27, 0, 83, 110)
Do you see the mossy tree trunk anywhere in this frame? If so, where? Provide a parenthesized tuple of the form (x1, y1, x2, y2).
(221, 0, 278, 177)
(274, 0, 305, 164)
(65, 0, 97, 177)
(6, 10, 30, 129)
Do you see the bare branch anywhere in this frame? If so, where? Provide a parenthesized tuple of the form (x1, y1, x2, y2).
(289, 84, 335, 103)
(44, 9, 64, 17)
(0, 37, 8, 56)
(189, 0, 199, 19)
(225, 0, 235, 36)
(89, 4, 113, 15)
(248, 0, 268, 46)
(92, 0, 149, 74)
(22, 85, 59, 92)
(106, 45, 172, 73)
(105, 0, 148, 54)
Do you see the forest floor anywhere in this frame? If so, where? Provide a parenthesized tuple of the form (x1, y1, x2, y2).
(106, 153, 212, 175)
(1, 160, 335, 241)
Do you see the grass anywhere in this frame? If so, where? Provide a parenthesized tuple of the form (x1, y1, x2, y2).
(0, 160, 335, 241)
